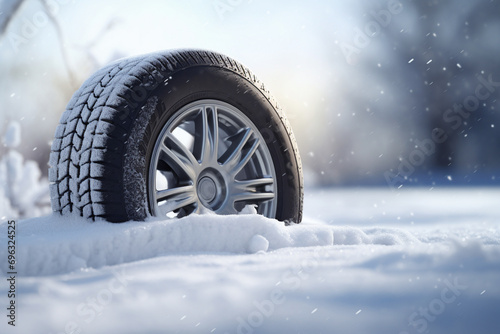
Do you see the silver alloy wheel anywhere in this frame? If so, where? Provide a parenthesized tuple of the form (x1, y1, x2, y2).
(147, 100, 277, 218)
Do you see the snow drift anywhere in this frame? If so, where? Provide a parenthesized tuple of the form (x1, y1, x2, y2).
(0, 210, 423, 277)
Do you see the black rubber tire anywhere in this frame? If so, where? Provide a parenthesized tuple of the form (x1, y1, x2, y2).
(49, 49, 303, 223)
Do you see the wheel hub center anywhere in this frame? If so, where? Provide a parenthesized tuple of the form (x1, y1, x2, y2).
(198, 176, 217, 203)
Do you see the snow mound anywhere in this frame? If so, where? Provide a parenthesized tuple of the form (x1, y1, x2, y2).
(246, 234, 269, 253)
(2, 121, 21, 148)
(1, 213, 334, 276)
(1, 212, 423, 277)
(0, 121, 50, 219)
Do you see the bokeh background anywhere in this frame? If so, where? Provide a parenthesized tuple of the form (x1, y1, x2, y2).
(1, 0, 499, 217)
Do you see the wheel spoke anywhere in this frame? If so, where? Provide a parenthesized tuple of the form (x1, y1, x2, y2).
(219, 127, 256, 171)
(235, 177, 274, 189)
(193, 107, 218, 164)
(233, 138, 260, 175)
(160, 135, 197, 180)
(156, 185, 194, 202)
(230, 177, 275, 204)
(157, 185, 196, 213)
(215, 204, 240, 215)
(232, 191, 275, 203)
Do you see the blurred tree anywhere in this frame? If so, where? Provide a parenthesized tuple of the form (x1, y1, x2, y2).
(315, 0, 500, 185)
(0, 0, 121, 175)
(397, 0, 500, 179)
(0, 0, 24, 34)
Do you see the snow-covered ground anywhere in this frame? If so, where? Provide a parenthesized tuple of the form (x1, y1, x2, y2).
(1, 187, 499, 334)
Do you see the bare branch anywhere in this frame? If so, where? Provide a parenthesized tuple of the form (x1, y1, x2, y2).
(39, 0, 77, 89)
(0, 0, 25, 36)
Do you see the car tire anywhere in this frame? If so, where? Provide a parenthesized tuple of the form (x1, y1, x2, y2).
(49, 49, 303, 223)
